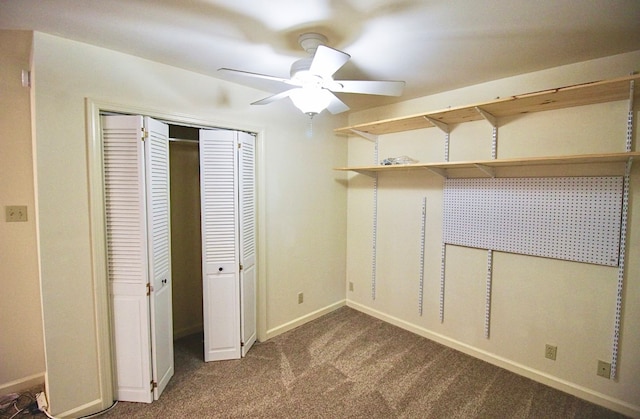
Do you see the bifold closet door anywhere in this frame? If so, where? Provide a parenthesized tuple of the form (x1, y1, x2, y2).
(199, 129, 257, 361)
(102, 115, 174, 402)
(144, 117, 174, 400)
(199, 129, 242, 361)
(238, 132, 257, 356)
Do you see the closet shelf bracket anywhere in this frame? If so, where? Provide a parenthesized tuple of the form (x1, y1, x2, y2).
(349, 129, 378, 142)
(424, 167, 448, 178)
(474, 164, 496, 178)
(475, 107, 498, 127)
(424, 116, 450, 133)
(352, 168, 377, 178)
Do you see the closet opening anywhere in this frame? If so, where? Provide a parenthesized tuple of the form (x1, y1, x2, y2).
(168, 123, 204, 360)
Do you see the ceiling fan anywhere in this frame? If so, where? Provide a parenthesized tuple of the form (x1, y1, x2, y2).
(218, 33, 405, 117)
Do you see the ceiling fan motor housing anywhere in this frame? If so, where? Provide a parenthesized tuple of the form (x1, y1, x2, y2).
(291, 33, 329, 83)
(298, 32, 328, 55)
(290, 34, 334, 116)
(290, 58, 314, 79)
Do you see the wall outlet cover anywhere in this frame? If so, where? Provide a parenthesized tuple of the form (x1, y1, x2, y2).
(597, 360, 611, 379)
(5, 205, 28, 222)
(545, 344, 557, 361)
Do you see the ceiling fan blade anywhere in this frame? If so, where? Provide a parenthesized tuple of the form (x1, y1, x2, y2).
(218, 68, 300, 92)
(251, 89, 295, 105)
(309, 45, 350, 78)
(326, 92, 350, 115)
(333, 80, 405, 96)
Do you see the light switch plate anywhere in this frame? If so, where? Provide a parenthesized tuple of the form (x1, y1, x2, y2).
(6, 206, 28, 222)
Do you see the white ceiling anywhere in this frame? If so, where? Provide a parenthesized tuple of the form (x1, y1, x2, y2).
(2, 0, 640, 112)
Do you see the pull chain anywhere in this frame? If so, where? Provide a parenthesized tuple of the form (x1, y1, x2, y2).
(306, 114, 314, 138)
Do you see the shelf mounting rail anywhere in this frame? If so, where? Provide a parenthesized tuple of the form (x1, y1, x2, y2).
(418, 197, 427, 315)
(611, 78, 635, 379)
(347, 128, 380, 300)
(485, 250, 493, 338)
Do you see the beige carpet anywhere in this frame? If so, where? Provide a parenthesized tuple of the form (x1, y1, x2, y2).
(103, 307, 626, 418)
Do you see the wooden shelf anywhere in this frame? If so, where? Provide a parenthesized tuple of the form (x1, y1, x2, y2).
(334, 152, 640, 178)
(335, 74, 640, 136)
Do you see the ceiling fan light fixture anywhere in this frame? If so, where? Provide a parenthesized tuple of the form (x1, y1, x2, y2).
(289, 87, 332, 116)
(219, 31, 404, 117)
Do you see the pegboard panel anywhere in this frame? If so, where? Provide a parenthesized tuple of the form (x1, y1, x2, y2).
(443, 177, 623, 266)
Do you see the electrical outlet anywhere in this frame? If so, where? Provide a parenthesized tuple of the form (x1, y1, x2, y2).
(545, 344, 557, 361)
(5, 205, 27, 222)
(297, 292, 303, 304)
(349, 282, 354, 291)
(597, 360, 611, 379)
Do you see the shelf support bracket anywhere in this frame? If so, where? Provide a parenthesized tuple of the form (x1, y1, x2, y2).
(475, 107, 498, 127)
(353, 169, 376, 178)
(424, 117, 451, 162)
(349, 129, 378, 142)
(424, 116, 450, 133)
(475, 107, 499, 159)
(424, 167, 448, 178)
(474, 164, 495, 178)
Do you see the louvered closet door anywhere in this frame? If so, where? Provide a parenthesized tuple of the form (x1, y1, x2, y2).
(102, 115, 153, 403)
(238, 132, 256, 357)
(199, 129, 241, 361)
(102, 115, 174, 402)
(144, 117, 174, 400)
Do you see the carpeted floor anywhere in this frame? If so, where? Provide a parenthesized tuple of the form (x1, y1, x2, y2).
(102, 306, 627, 418)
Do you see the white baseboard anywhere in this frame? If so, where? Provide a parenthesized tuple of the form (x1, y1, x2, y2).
(266, 300, 346, 340)
(346, 300, 640, 419)
(173, 323, 203, 340)
(0, 372, 45, 395)
(54, 397, 111, 418)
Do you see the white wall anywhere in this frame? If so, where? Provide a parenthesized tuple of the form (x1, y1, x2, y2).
(30, 32, 347, 415)
(0, 30, 46, 394)
(344, 50, 640, 417)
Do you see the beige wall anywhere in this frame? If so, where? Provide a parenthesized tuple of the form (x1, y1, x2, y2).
(169, 141, 203, 339)
(0, 30, 46, 394)
(30, 32, 347, 415)
(344, 50, 640, 416)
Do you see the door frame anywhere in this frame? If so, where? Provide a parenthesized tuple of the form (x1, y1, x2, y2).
(85, 98, 267, 402)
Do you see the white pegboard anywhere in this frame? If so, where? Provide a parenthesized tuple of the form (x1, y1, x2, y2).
(443, 177, 623, 266)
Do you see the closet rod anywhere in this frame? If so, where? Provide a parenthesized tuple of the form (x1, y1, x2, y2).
(169, 137, 199, 144)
